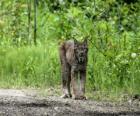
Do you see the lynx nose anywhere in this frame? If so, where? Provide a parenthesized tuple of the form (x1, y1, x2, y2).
(79, 57, 84, 63)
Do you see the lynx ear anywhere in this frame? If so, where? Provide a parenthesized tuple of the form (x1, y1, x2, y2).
(83, 38, 88, 46)
(84, 39, 87, 43)
(84, 35, 90, 43)
(74, 39, 78, 49)
(74, 39, 78, 44)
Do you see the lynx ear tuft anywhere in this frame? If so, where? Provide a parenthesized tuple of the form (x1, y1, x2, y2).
(83, 38, 88, 47)
(74, 39, 78, 50)
(74, 39, 78, 44)
(83, 35, 90, 45)
(84, 39, 87, 44)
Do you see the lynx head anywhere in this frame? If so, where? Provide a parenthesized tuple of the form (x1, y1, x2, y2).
(74, 39, 88, 64)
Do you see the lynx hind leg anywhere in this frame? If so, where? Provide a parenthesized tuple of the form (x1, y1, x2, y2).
(59, 44, 72, 98)
(60, 64, 72, 98)
(67, 65, 72, 98)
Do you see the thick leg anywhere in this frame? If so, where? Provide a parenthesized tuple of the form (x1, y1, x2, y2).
(71, 68, 79, 99)
(67, 67, 72, 97)
(59, 45, 71, 98)
(60, 64, 71, 98)
(79, 71, 86, 100)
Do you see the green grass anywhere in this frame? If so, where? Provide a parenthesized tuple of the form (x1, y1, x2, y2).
(0, 0, 140, 100)
(0, 40, 139, 101)
(0, 42, 60, 88)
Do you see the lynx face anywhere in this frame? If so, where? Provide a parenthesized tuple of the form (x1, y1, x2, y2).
(74, 39, 88, 64)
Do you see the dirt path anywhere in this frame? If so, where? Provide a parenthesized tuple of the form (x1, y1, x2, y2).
(0, 89, 139, 116)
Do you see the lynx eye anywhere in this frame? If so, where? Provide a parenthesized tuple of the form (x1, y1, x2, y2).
(84, 48, 88, 52)
(74, 46, 78, 50)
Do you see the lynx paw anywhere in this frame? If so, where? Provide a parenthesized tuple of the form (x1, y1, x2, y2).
(72, 95, 87, 100)
(60, 94, 72, 98)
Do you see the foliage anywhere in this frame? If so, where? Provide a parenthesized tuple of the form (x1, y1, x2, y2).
(0, 0, 140, 99)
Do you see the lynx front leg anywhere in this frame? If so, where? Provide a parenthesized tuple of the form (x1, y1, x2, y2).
(79, 71, 87, 100)
(71, 68, 80, 99)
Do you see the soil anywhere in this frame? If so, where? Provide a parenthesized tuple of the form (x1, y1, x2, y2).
(0, 89, 139, 116)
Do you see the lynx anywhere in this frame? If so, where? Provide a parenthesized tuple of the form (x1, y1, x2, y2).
(59, 39, 88, 100)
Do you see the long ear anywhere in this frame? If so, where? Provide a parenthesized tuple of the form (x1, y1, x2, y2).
(84, 39, 87, 43)
(83, 38, 88, 46)
(74, 39, 79, 48)
(74, 39, 78, 44)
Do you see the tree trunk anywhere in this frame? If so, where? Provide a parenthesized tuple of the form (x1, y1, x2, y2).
(27, 0, 31, 44)
(34, 0, 37, 45)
